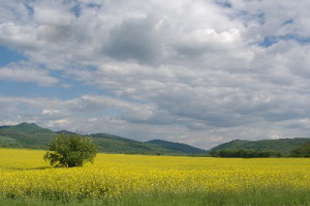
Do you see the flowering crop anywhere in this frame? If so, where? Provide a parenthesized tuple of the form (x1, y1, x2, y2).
(0, 148, 310, 199)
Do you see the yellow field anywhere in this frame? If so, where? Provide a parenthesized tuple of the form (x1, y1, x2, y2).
(0, 148, 310, 199)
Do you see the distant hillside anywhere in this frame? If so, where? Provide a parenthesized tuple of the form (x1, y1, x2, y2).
(0, 123, 205, 155)
(210, 138, 310, 154)
(90, 133, 179, 155)
(0, 123, 55, 148)
(146, 139, 206, 155)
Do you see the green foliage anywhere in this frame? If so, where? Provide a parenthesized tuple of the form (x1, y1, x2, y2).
(0, 136, 21, 148)
(211, 138, 310, 154)
(2, 190, 310, 206)
(44, 134, 97, 168)
(210, 149, 284, 158)
(0, 123, 55, 148)
(146, 139, 206, 154)
(291, 142, 310, 157)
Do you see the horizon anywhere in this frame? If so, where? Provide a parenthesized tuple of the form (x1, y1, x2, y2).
(1, 121, 310, 150)
(1, 0, 310, 149)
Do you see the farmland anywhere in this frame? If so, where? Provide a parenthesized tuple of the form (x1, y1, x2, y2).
(1, 148, 310, 206)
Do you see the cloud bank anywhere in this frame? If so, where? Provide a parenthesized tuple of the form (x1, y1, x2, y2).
(0, 0, 310, 149)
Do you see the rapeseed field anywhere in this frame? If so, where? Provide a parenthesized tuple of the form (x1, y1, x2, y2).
(1, 148, 310, 202)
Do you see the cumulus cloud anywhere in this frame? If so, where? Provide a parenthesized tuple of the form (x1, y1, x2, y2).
(0, 0, 310, 149)
(0, 61, 58, 86)
(105, 16, 162, 64)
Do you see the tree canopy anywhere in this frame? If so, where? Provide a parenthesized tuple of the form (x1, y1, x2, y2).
(210, 149, 283, 158)
(44, 134, 97, 167)
(291, 142, 310, 157)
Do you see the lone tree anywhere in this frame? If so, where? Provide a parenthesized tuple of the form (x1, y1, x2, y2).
(44, 133, 97, 167)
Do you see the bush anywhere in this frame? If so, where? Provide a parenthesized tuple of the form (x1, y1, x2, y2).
(44, 134, 97, 167)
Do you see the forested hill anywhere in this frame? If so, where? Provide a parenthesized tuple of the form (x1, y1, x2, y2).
(0, 123, 206, 155)
(2, 122, 309, 156)
(146, 139, 206, 154)
(0, 123, 55, 148)
(210, 138, 310, 154)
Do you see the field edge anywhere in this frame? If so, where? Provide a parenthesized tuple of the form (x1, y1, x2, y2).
(1, 189, 310, 206)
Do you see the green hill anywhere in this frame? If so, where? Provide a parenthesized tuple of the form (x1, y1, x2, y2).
(0, 123, 55, 148)
(0, 123, 205, 155)
(55, 131, 204, 155)
(90, 133, 178, 155)
(210, 138, 310, 154)
(2, 123, 309, 156)
(146, 139, 206, 155)
(0, 136, 21, 147)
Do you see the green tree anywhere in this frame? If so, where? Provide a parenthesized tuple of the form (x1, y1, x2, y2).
(44, 134, 97, 167)
(210, 149, 283, 158)
(291, 142, 310, 157)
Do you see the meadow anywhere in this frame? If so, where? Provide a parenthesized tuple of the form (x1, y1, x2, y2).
(1, 148, 310, 206)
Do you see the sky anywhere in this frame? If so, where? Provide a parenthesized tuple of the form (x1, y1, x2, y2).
(0, 0, 310, 149)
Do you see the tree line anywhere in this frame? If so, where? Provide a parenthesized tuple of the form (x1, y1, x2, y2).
(209, 149, 283, 158)
(210, 142, 310, 158)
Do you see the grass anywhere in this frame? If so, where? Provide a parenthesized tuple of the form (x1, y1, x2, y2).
(1, 190, 310, 206)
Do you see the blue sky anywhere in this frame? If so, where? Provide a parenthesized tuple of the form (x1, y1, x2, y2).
(0, 0, 310, 149)
(0, 46, 25, 66)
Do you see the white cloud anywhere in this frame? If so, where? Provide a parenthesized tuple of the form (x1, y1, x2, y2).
(42, 110, 60, 115)
(46, 119, 69, 128)
(32, 1, 74, 26)
(0, 0, 310, 148)
(0, 61, 58, 86)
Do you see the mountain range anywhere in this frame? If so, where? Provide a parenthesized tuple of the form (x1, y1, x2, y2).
(0, 122, 309, 156)
(0, 122, 206, 155)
